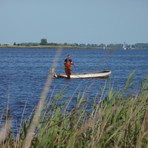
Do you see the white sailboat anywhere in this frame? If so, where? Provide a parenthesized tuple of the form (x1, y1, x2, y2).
(123, 42, 127, 50)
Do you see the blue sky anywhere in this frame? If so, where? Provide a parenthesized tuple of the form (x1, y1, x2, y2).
(0, 0, 148, 45)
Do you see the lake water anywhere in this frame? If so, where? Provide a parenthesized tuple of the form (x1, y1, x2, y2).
(0, 48, 148, 131)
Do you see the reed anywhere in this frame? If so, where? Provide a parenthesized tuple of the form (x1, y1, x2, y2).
(0, 74, 148, 148)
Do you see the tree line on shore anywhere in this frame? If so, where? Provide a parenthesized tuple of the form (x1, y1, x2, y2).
(1, 38, 148, 49)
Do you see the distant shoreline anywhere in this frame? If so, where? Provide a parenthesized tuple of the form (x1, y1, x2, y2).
(0, 45, 148, 50)
(0, 45, 100, 49)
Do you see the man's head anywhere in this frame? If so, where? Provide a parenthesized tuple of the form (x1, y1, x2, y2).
(67, 55, 70, 59)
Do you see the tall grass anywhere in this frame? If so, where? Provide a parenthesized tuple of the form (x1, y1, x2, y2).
(0, 74, 148, 148)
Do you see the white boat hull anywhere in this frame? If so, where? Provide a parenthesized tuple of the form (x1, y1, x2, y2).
(54, 70, 111, 79)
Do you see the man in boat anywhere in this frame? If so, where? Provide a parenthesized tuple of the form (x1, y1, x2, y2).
(64, 55, 74, 78)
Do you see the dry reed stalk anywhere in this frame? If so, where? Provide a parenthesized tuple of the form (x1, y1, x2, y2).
(16, 99, 28, 142)
(22, 49, 62, 148)
(0, 89, 11, 144)
(98, 49, 113, 70)
(0, 120, 11, 144)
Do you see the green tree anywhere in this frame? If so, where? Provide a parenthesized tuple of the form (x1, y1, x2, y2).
(40, 38, 48, 45)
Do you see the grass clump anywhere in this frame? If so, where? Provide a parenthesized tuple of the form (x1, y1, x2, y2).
(0, 75, 148, 148)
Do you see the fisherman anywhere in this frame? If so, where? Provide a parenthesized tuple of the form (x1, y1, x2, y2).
(64, 55, 74, 78)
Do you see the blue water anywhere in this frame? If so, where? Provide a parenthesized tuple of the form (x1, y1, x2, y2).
(0, 48, 148, 131)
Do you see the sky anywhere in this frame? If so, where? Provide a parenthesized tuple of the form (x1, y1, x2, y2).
(0, 0, 148, 45)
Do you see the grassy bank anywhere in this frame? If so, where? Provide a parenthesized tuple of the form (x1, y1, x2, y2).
(0, 45, 148, 50)
(0, 74, 148, 148)
(0, 45, 103, 49)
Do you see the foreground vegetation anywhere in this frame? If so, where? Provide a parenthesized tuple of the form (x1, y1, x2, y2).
(0, 74, 148, 148)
